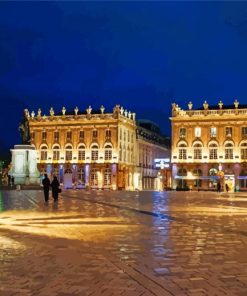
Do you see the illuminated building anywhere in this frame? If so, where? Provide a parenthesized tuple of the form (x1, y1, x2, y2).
(29, 105, 170, 190)
(170, 100, 247, 192)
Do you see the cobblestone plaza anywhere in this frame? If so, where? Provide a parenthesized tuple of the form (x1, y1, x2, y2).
(1, 190, 247, 296)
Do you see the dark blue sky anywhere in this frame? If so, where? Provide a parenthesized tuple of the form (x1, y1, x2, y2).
(1, 1, 247, 152)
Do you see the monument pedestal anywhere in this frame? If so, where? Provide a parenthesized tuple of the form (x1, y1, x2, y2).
(9, 145, 40, 185)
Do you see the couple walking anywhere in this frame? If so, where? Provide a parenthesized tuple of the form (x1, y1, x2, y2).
(42, 174, 60, 202)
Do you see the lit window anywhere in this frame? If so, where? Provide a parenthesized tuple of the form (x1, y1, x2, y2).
(42, 132, 47, 140)
(178, 143, 187, 159)
(193, 143, 202, 159)
(210, 127, 217, 138)
(92, 130, 98, 139)
(41, 146, 47, 160)
(104, 145, 112, 160)
(195, 127, 201, 138)
(53, 145, 60, 160)
(91, 168, 98, 186)
(106, 130, 111, 139)
(78, 145, 85, 160)
(91, 145, 98, 160)
(179, 128, 186, 138)
(241, 143, 247, 159)
(242, 127, 247, 138)
(226, 127, 232, 138)
(79, 131, 84, 140)
(54, 131, 59, 142)
(78, 168, 85, 185)
(66, 131, 72, 141)
(104, 168, 111, 186)
(209, 143, 218, 159)
(225, 143, 233, 159)
(65, 145, 73, 161)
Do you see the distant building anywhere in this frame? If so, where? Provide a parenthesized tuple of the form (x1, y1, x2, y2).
(29, 105, 170, 190)
(136, 120, 171, 190)
(170, 100, 247, 192)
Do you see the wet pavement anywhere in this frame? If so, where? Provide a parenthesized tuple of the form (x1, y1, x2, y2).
(1, 190, 247, 296)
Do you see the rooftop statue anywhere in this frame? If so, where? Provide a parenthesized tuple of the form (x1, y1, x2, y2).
(19, 109, 31, 145)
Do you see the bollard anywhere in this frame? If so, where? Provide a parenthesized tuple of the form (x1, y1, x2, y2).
(16, 184, 21, 191)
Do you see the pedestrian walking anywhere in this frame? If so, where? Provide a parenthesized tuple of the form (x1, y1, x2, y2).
(217, 181, 221, 193)
(51, 176, 60, 202)
(11, 176, 14, 186)
(42, 174, 50, 202)
(225, 183, 229, 193)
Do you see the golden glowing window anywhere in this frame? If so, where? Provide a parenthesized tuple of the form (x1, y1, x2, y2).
(91, 144, 99, 160)
(104, 144, 112, 160)
(178, 143, 187, 159)
(209, 143, 218, 159)
(53, 145, 60, 160)
(65, 145, 73, 161)
(241, 143, 247, 159)
(104, 168, 111, 186)
(78, 145, 86, 160)
(225, 143, 233, 159)
(193, 143, 202, 159)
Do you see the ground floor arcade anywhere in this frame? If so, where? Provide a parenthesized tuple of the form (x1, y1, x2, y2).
(38, 163, 171, 191)
(172, 163, 247, 192)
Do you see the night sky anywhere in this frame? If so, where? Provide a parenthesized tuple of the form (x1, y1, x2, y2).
(1, 1, 247, 154)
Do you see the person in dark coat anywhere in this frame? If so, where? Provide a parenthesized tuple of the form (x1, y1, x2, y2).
(217, 181, 221, 193)
(42, 174, 50, 202)
(51, 176, 60, 202)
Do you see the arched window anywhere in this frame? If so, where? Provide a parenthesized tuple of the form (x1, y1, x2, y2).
(104, 168, 111, 186)
(78, 144, 86, 161)
(178, 143, 187, 159)
(104, 144, 112, 160)
(193, 143, 202, 159)
(65, 144, 73, 161)
(53, 145, 60, 161)
(241, 143, 247, 159)
(91, 144, 99, 161)
(225, 142, 233, 159)
(40, 145, 48, 161)
(209, 143, 218, 159)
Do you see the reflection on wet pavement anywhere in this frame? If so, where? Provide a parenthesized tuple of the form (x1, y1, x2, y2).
(1, 190, 247, 295)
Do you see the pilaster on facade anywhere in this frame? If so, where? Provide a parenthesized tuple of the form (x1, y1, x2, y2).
(170, 100, 247, 192)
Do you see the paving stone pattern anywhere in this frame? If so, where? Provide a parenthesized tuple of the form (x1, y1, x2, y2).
(0, 190, 247, 295)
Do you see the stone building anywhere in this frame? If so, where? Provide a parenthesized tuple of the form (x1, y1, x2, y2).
(135, 120, 171, 190)
(170, 100, 247, 192)
(29, 105, 170, 190)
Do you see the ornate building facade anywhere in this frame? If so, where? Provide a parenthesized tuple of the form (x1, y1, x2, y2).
(171, 100, 247, 192)
(29, 105, 170, 190)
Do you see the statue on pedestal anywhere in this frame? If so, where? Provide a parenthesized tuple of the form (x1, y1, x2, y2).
(18, 109, 31, 145)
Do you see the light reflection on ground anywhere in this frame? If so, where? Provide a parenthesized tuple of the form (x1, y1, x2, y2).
(1, 190, 247, 295)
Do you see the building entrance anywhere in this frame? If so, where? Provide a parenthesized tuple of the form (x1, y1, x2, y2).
(224, 175, 235, 193)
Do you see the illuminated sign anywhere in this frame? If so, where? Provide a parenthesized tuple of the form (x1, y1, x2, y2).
(154, 158, 170, 169)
